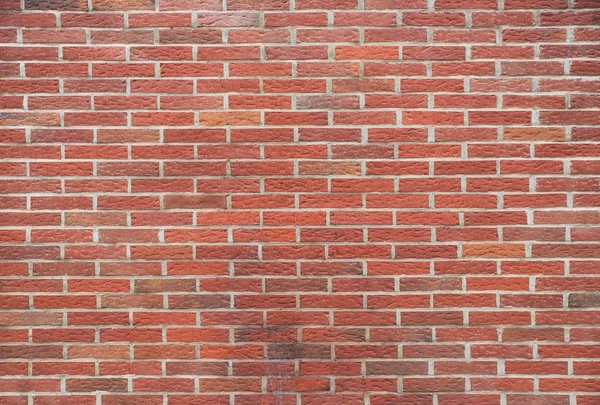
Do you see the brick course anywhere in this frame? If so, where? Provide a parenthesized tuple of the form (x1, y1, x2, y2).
(1, 0, 600, 403)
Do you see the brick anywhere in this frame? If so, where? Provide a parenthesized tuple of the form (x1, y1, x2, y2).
(337, 14, 396, 28)
(92, 30, 154, 44)
(1, 2, 599, 402)
(336, 45, 399, 60)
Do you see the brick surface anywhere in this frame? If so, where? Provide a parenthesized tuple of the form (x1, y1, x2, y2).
(0, 0, 600, 403)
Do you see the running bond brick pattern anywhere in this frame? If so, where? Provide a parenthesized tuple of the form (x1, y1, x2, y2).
(0, 0, 600, 403)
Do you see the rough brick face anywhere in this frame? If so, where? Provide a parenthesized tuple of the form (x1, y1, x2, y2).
(0, 0, 600, 403)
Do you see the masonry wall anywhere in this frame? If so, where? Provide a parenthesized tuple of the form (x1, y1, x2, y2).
(1, 0, 600, 403)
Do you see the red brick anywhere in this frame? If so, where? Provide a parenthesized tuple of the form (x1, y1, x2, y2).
(1, 3, 598, 401)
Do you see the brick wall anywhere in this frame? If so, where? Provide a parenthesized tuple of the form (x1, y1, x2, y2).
(1, 0, 600, 403)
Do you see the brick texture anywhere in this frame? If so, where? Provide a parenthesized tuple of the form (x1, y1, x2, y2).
(1, 0, 600, 403)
